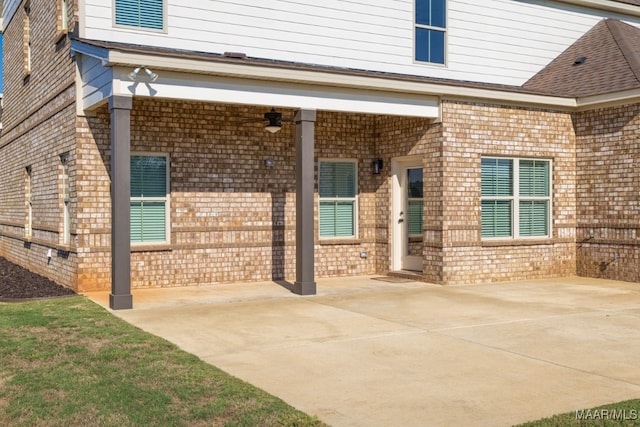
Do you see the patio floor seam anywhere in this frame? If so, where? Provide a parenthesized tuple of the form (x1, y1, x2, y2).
(431, 329, 640, 389)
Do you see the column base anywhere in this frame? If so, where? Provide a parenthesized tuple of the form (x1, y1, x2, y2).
(109, 293, 133, 310)
(294, 281, 316, 295)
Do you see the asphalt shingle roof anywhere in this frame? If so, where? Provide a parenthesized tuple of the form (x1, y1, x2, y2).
(523, 19, 640, 97)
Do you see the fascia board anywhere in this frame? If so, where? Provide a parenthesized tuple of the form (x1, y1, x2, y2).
(70, 40, 110, 64)
(105, 50, 577, 110)
(576, 88, 640, 110)
(553, 0, 640, 17)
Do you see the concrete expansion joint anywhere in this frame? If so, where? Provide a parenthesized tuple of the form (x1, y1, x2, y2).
(434, 330, 640, 389)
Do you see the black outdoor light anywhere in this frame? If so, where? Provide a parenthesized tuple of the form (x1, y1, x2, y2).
(372, 158, 383, 175)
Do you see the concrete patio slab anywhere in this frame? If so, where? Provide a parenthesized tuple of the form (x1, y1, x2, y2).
(85, 276, 640, 426)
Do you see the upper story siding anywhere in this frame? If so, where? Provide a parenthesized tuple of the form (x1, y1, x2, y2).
(72, 0, 640, 86)
(3, 0, 640, 88)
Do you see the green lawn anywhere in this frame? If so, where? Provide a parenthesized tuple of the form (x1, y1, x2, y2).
(0, 297, 325, 426)
(515, 400, 640, 427)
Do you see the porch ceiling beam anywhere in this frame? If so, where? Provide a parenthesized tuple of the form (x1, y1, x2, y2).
(111, 68, 440, 118)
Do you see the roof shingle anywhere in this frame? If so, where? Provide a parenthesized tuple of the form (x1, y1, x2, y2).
(523, 19, 640, 97)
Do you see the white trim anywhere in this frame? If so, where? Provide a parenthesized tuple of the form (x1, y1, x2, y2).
(391, 156, 424, 272)
(130, 152, 171, 244)
(554, 0, 640, 18)
(318, 158, 359, 240)
(112, 68, 440, 118)
(576, 88, 640, 110)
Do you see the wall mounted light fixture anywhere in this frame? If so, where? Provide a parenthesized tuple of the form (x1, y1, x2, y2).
(128, 66, 159, 82)
(372, 159, 383, 175)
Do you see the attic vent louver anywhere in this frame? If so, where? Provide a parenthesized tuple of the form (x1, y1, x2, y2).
(574, 56, 587, 66)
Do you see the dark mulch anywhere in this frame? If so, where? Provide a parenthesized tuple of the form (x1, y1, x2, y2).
(0, 256, 76, 300)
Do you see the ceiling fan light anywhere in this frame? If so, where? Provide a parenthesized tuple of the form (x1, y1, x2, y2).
(265, 123, 282, 133)
(264, 108, 283, 133)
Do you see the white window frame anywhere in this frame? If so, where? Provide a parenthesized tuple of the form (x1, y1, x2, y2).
(318, 159, 358, 240)
(481, 157, 552, 240)
(58, 0, 69, 34)
(130, 152, 170, 244)
(25, 166, 32, 238)
(414, 0, 447, 66)
(60, 154, 71, 245)
(113, 0, 167, 33)
(24, 1, 32, 75)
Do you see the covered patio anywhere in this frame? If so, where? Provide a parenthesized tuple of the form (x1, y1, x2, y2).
(71, 39, 441, 309)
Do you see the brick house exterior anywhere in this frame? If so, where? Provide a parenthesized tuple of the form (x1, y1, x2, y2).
(0, 0, 639, 309)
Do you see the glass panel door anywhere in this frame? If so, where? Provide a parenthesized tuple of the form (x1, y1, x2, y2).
(406, 168, 424, 261)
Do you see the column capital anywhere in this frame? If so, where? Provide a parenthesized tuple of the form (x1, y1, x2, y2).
(109, 95, 133, 111)
(294, 109, 316, 123)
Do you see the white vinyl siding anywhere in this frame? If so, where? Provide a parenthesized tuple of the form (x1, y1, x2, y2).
(319, 160, 357, 239)
(130, 154, 169, 243)
(114, 0, 164, 30)
(481, 157, 551, 239)
(81, 0, 640, 86)
(79, 55, 114, 110)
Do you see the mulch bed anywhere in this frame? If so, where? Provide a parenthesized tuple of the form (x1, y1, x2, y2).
(0, 256, 76, 301)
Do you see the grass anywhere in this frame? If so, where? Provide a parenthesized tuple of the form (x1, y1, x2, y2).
(0, 296, 326, 427)
(515, 400, 640, 427)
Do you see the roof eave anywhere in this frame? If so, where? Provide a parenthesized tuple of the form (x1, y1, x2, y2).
(100, 46, 577, 110)
(77, 39, 640, 111)
(555, 0, 640, 17)
(576, 87, 640, 109)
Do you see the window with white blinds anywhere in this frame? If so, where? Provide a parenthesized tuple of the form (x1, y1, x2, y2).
(319, 160, 357, 238)
(130, 155, 169, 243)
(115, 0, 164, 30)
(481, 157, 551, 239)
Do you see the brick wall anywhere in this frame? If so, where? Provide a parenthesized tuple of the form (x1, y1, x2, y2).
(376, 116, 444, 283)
(1, 1, 636, 293)
(76, 100, 399, 291)
(0, 0, 78, 289)
(440, 100, 577, 284)
(575, 103, 640, 282)
(75, 98, 583, 290)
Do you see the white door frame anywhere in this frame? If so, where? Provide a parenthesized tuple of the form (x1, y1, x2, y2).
(391, 156, 424, 272)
